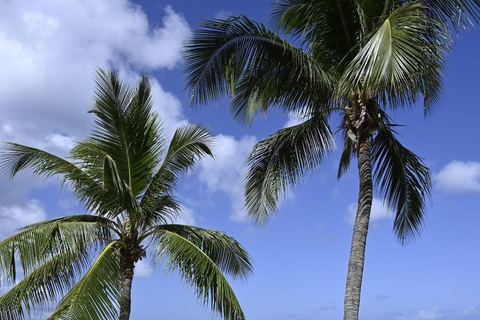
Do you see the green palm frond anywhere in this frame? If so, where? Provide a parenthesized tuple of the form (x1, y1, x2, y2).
(0, 215, 114, 285)
(422, 0, 480, 31)
(371, 112, 432, 244)
(338, 2, 447, 110)
(152, 225, 252, 320)
(48, 242, 121, 320)
(245, 113, 334, 225)
(0, 144, 104, 212)
(270, 0, 360, 61)
(337, 129, 356, 179)
(184, 16, 335, 124)
(0, 249, 90, 320)
(89, 69, 164, 215)
(140, 124, 213, 227)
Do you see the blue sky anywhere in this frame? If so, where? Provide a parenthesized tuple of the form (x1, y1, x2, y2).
(0, 0, 479, 319)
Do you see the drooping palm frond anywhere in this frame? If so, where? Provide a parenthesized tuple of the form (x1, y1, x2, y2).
(337, 129, 356, 179)
(184, 15, 335, 124)
(0, 249, 90, 320)
(151, 225, 252, 320)
(0, 215, 114, 285)
(48, 242, 121, 320)
(371, 112, 432, 244)
(270, 0, 361, 61)
(338, 2, 447, 110)
(421, 0, 480, 31)
(0, 144, 105, 212)
(245, 113, 334, 225)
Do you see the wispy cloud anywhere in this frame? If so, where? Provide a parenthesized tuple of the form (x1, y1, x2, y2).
(345, 198, 393, 225)
(0, 200, 47, 238)
(376, 293, 392, 300)
(434, 161, 480, 194)
(198, 134, 257, 222)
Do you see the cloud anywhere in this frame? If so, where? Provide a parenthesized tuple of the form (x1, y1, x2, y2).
(0, 0, 191, 213)
(135, 260, 154, 279)
(434, 161, 480, 194)
(319, 301, 337, 312)
(345, 198, 393, 225)
(0, 0, 189, 149)
(376, 293, 392, 300)
(214, 10, 232, 19)
(172, 206, 196, 226)
(381, 304, 480, 320)
(198, 134, 257, 222)
(0, 200, 47, 239)
(284, 112, 309, 128)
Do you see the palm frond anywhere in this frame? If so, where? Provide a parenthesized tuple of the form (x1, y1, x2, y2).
(0, 215, 114, 285)
(270, 0, 360, 62)
(184, 15, 335, 124)
(371, 111, 432, 244)
(89, 69, 164, 215)
(140, 124, 213, 227)
(422, 0, 480, 31)
(0, 249, 90, 320)
(245, 113, 334, 225)
(151, 225, 252, 320)
(48, 242, 121, 320)
(337, 129, 356, 179)
(0, 143, 104, 211)
(338, 2, 447, 111)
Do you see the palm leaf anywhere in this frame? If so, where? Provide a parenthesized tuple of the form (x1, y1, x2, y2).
(48, 242, 121, 320)
(151, 225, 252, 320)
(0, 249, 90, 320)
(140, 124, 213, 227)
(270, 0, 360, 62)
(184, 16, 335, 124)
(371, 112, 432, 244)
(0, 144, 105, 212)
(338, 2, 447, 111)
(0, 215, 114, 285)
(245, 113, 334, 225)
(337, 129, 356, 179)
(422, 0, 480, 31)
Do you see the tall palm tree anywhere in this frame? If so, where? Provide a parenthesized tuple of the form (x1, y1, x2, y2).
(183, 1, 480, 319)
(0, 69, 252, 320)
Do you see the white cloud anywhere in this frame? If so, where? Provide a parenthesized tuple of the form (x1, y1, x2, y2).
(214, 10, 232, 19)
(46, 133, 76, 152)
(198, 134, 257, 222)
(345, 198, 393, 225)
(0, 0, 190, 147)
(135, 260, 154, 279)
(435, 161, 480, 194)
(284, 112, 308, 128)
(0, 0, 191, 213)
(172, 206, 196, 226)
(0, 200, 47, 239)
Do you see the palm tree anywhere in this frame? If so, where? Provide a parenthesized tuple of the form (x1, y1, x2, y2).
(183, 1, 480, 319)
(0, 69, 252, 320)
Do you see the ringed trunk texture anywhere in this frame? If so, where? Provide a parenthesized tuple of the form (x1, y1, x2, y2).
(119, 258, 135, 320)
(343, 140, 373, 320)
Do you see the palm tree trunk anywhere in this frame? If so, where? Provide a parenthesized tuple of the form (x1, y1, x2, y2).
(343, 139, 373, 320)
(119, 258, 135, 320)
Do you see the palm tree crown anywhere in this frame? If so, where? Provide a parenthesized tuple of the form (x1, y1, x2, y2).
(183, 1, 480, 319)
(0, 69, 252, 320)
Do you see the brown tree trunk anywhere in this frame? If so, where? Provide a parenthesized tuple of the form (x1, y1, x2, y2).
(343, 139, 373, 320)
(119, 258, 135, 320)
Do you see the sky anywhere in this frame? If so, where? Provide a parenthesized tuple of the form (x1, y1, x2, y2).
(0, 0, 479, 319)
